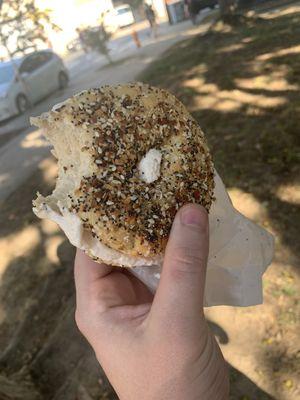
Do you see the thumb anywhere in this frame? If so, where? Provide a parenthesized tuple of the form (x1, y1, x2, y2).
(152, 204, 209, 320)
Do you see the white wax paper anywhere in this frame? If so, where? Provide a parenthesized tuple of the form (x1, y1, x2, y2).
(130, 171, 274, 307)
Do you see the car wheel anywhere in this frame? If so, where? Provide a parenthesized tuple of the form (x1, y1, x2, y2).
(16, 94, 30, 114)
(58, 71, 69, 89)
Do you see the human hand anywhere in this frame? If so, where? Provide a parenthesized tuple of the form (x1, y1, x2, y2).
(74, 204, 229, 400)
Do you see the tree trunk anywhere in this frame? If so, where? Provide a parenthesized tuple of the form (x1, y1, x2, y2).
(218, 0, 233, 17)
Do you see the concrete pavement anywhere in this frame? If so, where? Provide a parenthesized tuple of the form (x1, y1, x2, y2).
(0, 17, 214, 203)
(0, 20, 192, 140)
(0, 16, 216, 141)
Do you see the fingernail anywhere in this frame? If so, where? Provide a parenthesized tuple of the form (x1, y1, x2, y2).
(181, 205, 205, 226)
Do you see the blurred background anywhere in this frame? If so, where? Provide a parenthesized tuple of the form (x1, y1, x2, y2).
(0, 0, 299, 399)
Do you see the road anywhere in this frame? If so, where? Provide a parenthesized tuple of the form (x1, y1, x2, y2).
(0, 14, 215, 203)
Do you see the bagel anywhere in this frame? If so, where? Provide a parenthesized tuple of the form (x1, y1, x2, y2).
(32, 83, 214, 267)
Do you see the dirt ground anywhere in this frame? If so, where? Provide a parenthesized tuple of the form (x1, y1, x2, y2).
(0, 3, 299, 400)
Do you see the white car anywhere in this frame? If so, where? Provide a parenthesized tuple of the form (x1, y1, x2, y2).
(114, 4, 135, 28)
(0, 50, 69, 122)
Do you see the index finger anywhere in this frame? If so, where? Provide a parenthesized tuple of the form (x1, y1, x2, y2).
(74, 249, 112, 305)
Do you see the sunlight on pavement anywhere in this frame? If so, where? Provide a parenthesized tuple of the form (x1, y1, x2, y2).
(228, 188, 267, 222)
(211, 20, 233, 33)
(41, 219, 60, 235)
(235, 73, 298, 92)
(256, 44, 300, 62)
(183, 76, 287, 112)
(183, 77, 217, 92)
(0, 146, 59, 277)
(21, 129, 49, 149)
(45, 236, 65, 264)
(38, 157, 58, 184)
(217, 43, 245, 54)
(0, 226, 40, 279)
(276, 184, 300, 206)
(229, 89, 287, 108)
(0, 221, 64, 281)
(262, 4, 300, 19)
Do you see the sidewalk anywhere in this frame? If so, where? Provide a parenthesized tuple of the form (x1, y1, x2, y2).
(0, 16, 213, 142)
(0, 18, 213, 204)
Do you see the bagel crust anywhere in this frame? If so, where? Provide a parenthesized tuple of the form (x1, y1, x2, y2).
(32, 83, 214, 259)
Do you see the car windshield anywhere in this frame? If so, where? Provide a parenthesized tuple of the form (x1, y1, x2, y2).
(117, 7, 130, 15)
(0, 64, 14, 84)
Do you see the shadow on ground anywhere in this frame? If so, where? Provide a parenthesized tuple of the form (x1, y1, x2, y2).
(140, 8, 300, 267)
(0, 163, 275, 399)
(0, 246, 274, 399)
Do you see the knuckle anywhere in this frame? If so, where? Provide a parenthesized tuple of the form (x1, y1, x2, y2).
(170, 246, 205, 275)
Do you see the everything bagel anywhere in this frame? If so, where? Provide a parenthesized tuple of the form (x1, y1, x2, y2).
(32, 83, 214, 265)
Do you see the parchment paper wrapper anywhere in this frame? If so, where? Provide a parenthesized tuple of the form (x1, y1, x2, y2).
(130, 171, 274, 307)
(35, 170, 274, 307)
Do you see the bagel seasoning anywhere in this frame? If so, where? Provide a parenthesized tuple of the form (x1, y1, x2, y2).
(32, 83, 215, 262)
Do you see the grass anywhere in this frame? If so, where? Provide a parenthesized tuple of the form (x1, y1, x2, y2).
(140, 4, 300, 261)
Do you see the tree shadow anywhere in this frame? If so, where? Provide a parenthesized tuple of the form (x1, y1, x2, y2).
(0, 164, 274, 399)
(0, 234, 274, 399)
(0, 237, 117, 400)
(140, 7, 300, 268)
